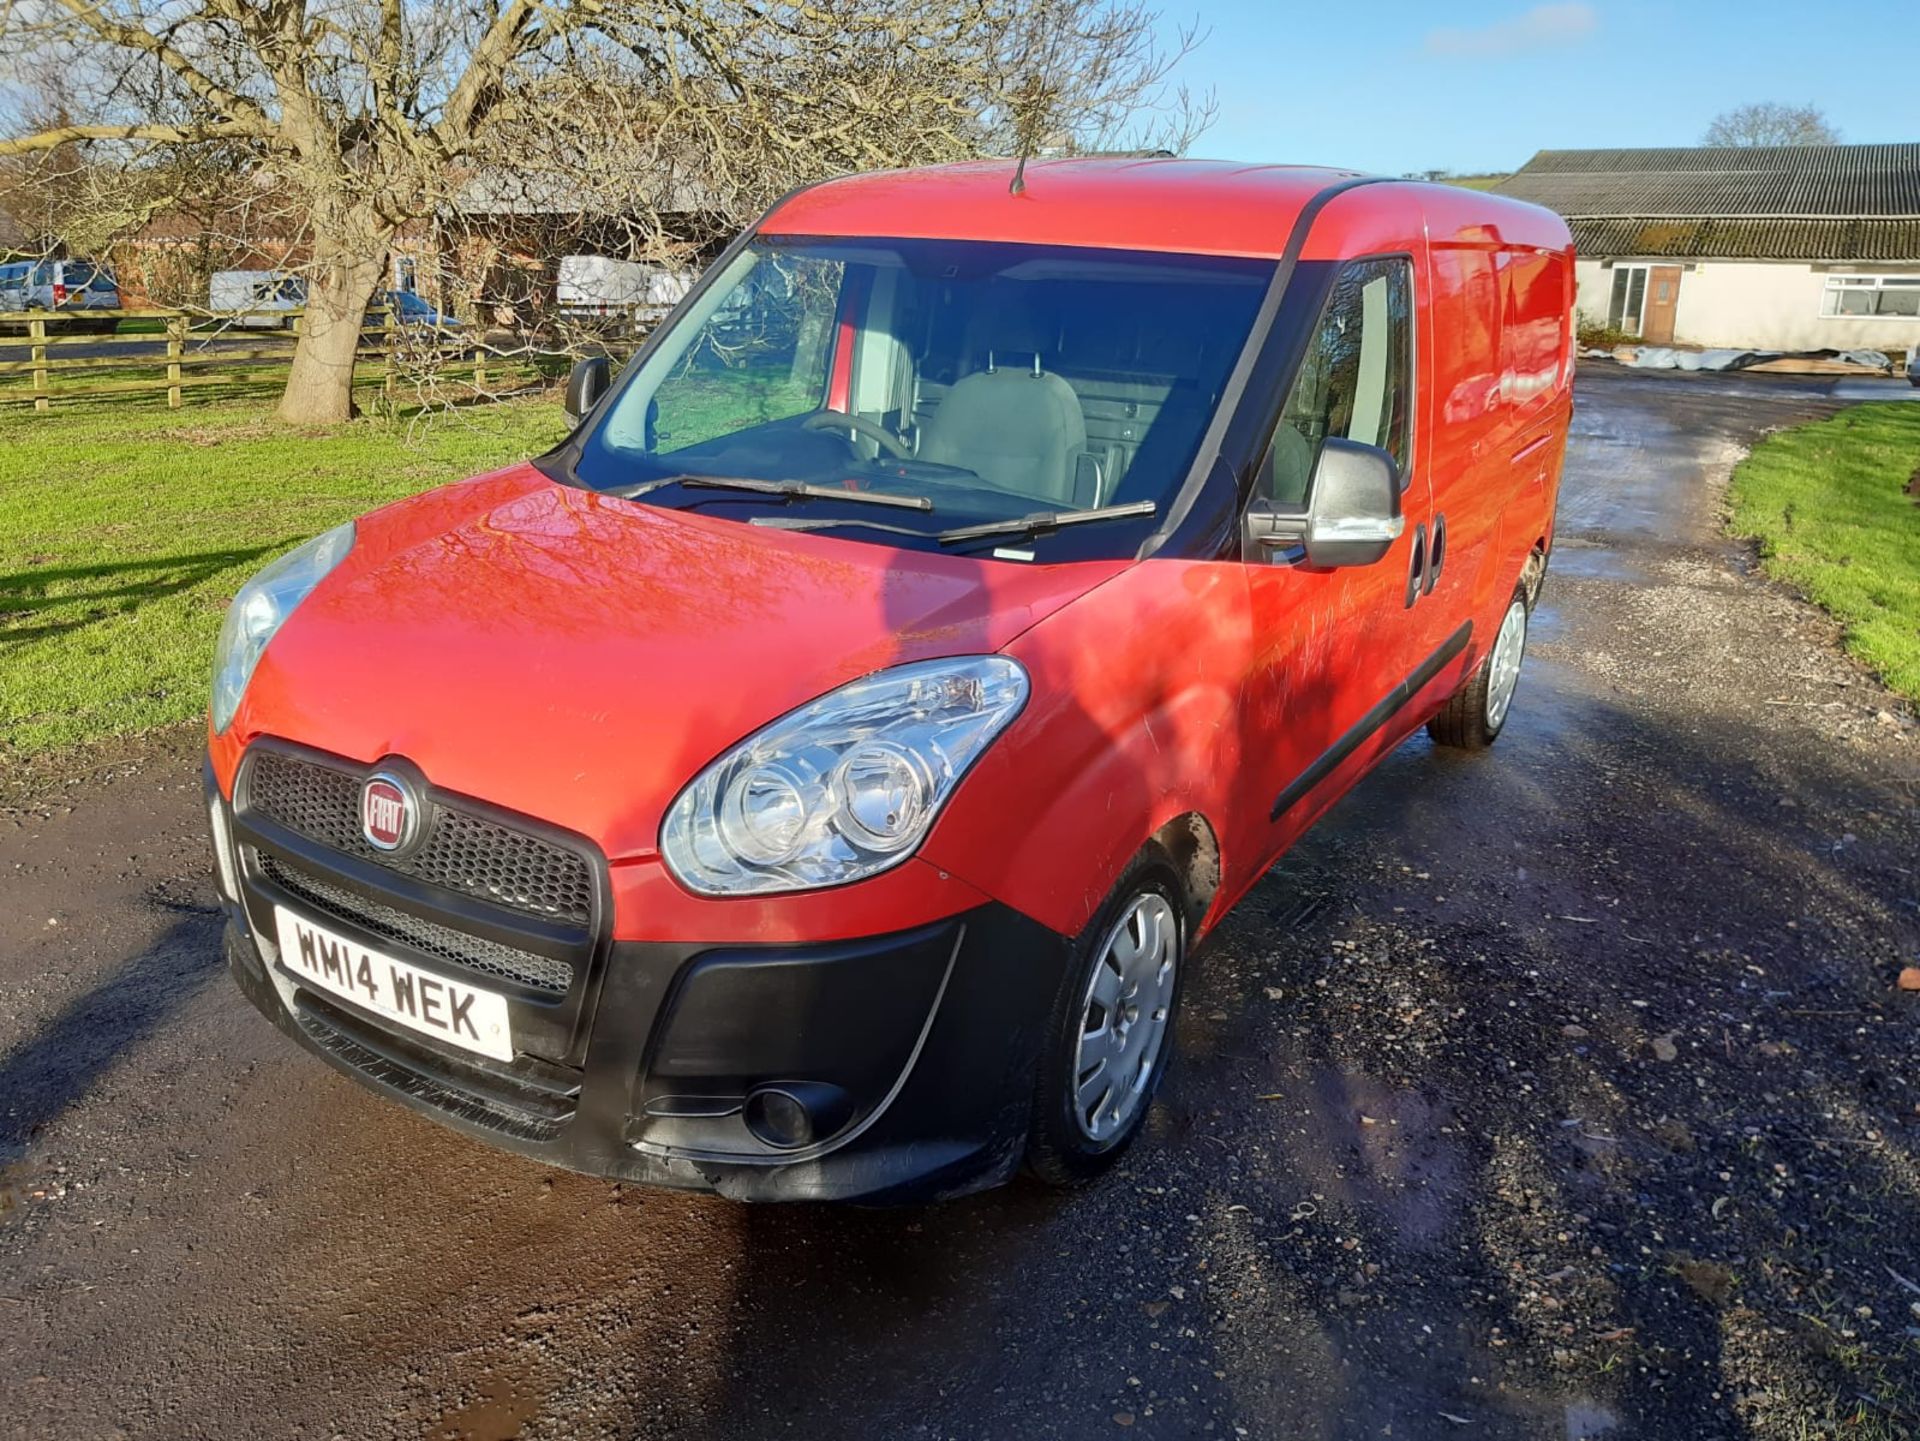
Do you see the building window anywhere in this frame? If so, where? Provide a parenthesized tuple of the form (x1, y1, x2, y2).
(1608, 264, 1650, 335)
(1820, 275, 1920, 319)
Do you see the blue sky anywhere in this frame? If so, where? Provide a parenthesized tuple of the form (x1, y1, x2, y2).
(1160, 1, 1920, 176)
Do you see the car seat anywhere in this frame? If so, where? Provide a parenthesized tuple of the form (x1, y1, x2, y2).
(919, 349, 1091, 505)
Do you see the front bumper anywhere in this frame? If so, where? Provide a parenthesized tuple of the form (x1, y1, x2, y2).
(212, 753, 1069, 1203)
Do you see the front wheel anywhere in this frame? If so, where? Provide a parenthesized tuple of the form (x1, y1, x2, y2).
(1428, 585, 1530, 749)
(1026, 851, 1186, 1187)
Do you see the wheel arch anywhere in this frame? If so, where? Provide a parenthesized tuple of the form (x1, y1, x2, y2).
(1147, 811, 1221, 939)
(922, 686, 1243, 943)
(1522, 540, 1549, 606)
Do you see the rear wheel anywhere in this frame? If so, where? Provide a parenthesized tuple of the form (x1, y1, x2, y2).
(1428, 585, 1530, 749)
(1026, 850, 1185, 1187)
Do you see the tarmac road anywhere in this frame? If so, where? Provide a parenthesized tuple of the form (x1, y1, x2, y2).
(3, 365, 1917, 1441)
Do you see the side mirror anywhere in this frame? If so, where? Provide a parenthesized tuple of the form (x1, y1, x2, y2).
(1242, 437, 1405, 567)
(1301, 438, 1404, 567)
(564, 356, 611, 424)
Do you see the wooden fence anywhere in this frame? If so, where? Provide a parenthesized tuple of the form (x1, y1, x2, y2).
(0, 308, 526, 412)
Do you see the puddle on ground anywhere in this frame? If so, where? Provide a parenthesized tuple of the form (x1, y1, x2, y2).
(1544, 540, 1635, 583)
(426, 1378, 541, 1441)
(1564, 1399, 1620, 1438)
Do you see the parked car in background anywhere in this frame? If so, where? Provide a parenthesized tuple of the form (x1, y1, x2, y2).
(207, 159, 1574, 1204)
(557, 255, 691, 331)
(376, 289, 460, 333)
(0, 258, 123, 331)
(209, 270, 306, 328)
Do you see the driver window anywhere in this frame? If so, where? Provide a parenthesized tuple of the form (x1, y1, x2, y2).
(1261, 257, 1412, 507)
(647, 255, 843, 453)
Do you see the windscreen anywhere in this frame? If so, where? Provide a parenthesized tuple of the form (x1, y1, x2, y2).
(572, 237, 1273, 560)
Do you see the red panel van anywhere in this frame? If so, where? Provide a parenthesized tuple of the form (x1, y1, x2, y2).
(206, 160, 1573, 1202)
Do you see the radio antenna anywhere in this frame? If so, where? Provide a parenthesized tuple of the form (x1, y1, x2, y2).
(1008, 72, 1044, 196)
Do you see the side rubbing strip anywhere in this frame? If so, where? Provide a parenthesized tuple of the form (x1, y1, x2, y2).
(1269, 621, 1475, 822)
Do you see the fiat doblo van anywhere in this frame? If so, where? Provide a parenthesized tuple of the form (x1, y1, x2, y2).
(208, 159, 1573, 1202)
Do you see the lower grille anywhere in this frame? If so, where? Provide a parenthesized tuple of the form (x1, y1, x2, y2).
(295, 992, 578, 1142)
(258, 851, 575, 997)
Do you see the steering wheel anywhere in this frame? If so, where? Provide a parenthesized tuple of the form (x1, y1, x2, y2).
(803, 409, 913, 460)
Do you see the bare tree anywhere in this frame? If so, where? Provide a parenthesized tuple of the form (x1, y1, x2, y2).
(1702, 102, 1840, 148)
(0, 0, 1207, 425)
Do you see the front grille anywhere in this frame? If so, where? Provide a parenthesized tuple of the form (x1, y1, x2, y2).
(245, 749, 596, 928)
(258, 851, 575, 996)
(295, 993, 577, 1142)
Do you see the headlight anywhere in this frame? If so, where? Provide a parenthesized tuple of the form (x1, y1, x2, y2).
(210, 522, 354, 733)
(662, 656, 1028, 896)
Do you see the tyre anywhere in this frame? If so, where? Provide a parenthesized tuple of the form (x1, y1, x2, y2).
(1026, 849, 1186, 1187)
(1428, 584, 1530, 749)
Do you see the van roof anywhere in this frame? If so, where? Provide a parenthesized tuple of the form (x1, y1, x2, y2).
(762, 157, 1571, 260)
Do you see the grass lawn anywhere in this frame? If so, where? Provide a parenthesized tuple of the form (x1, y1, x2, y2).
(1728, 402, 1920, 701)
(1, 397, 568, 759)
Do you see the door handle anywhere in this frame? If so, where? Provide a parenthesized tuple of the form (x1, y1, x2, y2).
(1404, 522, 1427, 608)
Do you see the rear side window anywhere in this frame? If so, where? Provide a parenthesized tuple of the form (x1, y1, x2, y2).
(1261, 256, 1414, 507)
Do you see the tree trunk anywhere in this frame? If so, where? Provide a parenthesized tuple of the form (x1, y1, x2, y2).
(278, 233, 390, 425)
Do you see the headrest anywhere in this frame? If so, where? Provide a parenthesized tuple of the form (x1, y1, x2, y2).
(963, 285, 1055, 368)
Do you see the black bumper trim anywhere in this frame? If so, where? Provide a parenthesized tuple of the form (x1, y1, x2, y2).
(221, 857, 1072, 1203)
(295, 991, 579, 1141)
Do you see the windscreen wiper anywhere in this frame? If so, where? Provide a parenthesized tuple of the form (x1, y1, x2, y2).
(744, 515, 932, 540)
(607, 473, 932, 511)
(937, 499, 1156, 546)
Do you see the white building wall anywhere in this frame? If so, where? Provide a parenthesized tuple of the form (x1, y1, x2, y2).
(1573, 259, 1613, 328)
(1676, 262, 1920, 350)
(1575, 256, 1920, 351)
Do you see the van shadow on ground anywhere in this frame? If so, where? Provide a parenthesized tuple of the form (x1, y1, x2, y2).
(0, 905, 225, 1166)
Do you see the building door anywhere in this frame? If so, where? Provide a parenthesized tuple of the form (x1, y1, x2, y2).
(1607, 264, 1647, 334)
(1641, 265, 1682, 344)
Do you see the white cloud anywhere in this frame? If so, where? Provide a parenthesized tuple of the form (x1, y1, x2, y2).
(1425, 3, 1598, 58)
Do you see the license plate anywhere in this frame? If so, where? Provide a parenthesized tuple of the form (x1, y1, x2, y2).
(273, 906, 514, 1062)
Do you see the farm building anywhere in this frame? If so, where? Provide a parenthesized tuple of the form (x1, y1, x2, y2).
(1494, 143, 1920, 352)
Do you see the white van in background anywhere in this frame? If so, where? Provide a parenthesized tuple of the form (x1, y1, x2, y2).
(556, 256, 692, 330)
(209, 270, 306, 327)
(0, 259, 123, 331)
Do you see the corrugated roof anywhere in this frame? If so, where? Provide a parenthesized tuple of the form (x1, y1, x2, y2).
(1567, 216, 1920, 262)
(1495, 143, 1920, 219)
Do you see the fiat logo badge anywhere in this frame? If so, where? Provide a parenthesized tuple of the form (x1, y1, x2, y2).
(361, 773, 418, 853)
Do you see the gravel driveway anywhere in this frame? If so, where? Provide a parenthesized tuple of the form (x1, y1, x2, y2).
(3, 364, 1916, 1440)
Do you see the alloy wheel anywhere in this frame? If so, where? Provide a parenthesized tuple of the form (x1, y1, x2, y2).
(1485, 597, 1529, 731)
(1072, 892, 1180, 1142)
